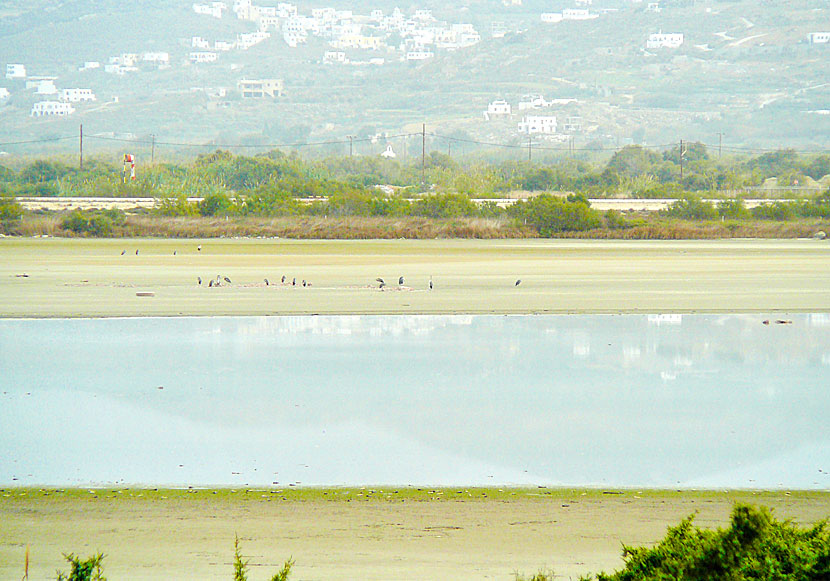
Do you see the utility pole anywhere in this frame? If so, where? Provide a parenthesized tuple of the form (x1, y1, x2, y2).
(421, 123, 426, 188)
(150, 134, 155, 164)
(679, 139, 684, 180)
(717, 132, 723, 159)
(527, 135, 532, 162)
(348, 135, 354, 157)
(79, 124, 83, 170)
(447, 137, 452, 157)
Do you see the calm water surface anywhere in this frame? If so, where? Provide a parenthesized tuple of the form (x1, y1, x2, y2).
(1, 314, 829, 489)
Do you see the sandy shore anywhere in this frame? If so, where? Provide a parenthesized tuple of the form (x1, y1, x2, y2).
(1, 488, 828, 581)
(2, 238, 829, 317)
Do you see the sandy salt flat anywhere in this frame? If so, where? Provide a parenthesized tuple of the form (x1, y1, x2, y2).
(1, 488, 828, 581)
(2, 238, 829, 317)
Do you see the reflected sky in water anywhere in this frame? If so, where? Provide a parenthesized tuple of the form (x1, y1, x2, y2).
(1, 314, 829, 489)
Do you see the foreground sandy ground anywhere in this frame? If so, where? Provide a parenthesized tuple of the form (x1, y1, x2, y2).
(1, 488, 828, 581)
(2, 238, 830, 317)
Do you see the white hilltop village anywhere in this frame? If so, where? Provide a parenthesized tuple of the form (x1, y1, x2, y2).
(0, 0, 827, 148)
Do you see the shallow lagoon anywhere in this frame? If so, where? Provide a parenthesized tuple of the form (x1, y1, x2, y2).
(1, 314, 829, 489)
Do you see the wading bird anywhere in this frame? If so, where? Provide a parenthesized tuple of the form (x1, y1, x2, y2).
(515, 279, 522, 286)
(399, 276, 404, 286)
(302, 280, 307, 287)
(264, 278, 269, 286)
(281, 275, 286, 284)
(292, 278, 296, 286)
(429, 277, 433, 291)
(197, 245, 202, 252)
(376, 278, 385, 285)
(197, 276, 202, 285)
(121, 250, 126, 256)
(135, 249, 139, 255)
(224, 276, 232, 284)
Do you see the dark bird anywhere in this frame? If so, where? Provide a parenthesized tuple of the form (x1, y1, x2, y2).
(197, 276, 202, 285)
(264, 278, 269, 286)
(379, 281, 386, 289)
(376, 278, 385, 284)
(173, 250, 177, 255)
(399, 276, 404, 286)
(429, 276, 433, 290)
(224, 276, 232, 284)
(209, 279, 214, 287)
(197, 245, 202, 252)
(515, 279, 522, 286)
(135, 249, 139, 255)
(292, 278, 296, 286)
(302, 280, 307, 287)
(281, 275, 286, 284)
(121, 250, 126, 255)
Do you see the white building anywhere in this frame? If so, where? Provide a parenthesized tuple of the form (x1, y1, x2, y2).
(60, 88, 96, 102)
(214, 40, 236, 51)
(485, 100, 512, 120)
(406, 49, 434, 61)
(646, 32, 684, 48)
(563, 116, 583, 132)
(79, 61, 101, 71)
(324, 51, 348, 64)
(646, 2, 661, 12)
(237, 31, 270, 49)
(31, 101, 75, 117)
(541, 13, 563, 23)
(518, 115, 557, 134)
(278, 3, 298, 18)
(809, 32, 830, 44)
(193, 2, 225, 18)
(143, 52, 170, 65)
(190, 51, 219, 63)
(0, 88, 10, 100)
(518, 94, 550, 110)
(6, 64, 26, 79)
(563, 9, 598, 20)
(380, 144, 397, 158)
(237, 78, 283, 98)
(26, 78, 58, 95)
(192, 36, 211, 49)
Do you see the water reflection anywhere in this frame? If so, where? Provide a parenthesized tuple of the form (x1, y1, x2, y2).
(1, 314, 828, 489)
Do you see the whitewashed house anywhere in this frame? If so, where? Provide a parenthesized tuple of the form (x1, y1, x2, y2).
(278, 3, 298, 18)
(809, 32, 830, 44)
(143, 52, 170, 65)
(237, 31, 270, 49)
(60, 88, 96, 102)
(237, 78, 283, 98)
(190, 51, 219, 63)
(0, 88, 10, 100)
(324, 51, 348, 64)
(646, 32, 684, 48)
(518, 94, 550, 110)
(79, 61, 101, 71)
(26, 78, 58, 95)
(31, 101, 75, 117)
(541, 13, 563, 23)
(214, 40, 236, 51)
(192, 36, 211, 49)
(380, 144, 397, 158)
(485, 100, 512, 120)
(563, 8, 598, 20)
(518, 115, 557, 134)
(6, 64, 26, 79)
(646, 2, 661, 12)
(406, 49, 434, 61)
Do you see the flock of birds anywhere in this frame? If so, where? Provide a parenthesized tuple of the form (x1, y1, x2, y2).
(121, 245, 525, 290)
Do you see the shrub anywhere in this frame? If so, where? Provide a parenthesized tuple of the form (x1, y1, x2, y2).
(56, 553, 106, 581)
(717, 198, 751, 220)
(751, 201, 797, 221)
(663, 197, 718, 220)
(199, 192, 236, 217)
(413, 193, 478, 218)
(582, 504, 830, 581)
(0, 196, 23, 223)
(233, 536, 293, 581)
(61, 209, 125, 236)
(510, 194, 602, 235)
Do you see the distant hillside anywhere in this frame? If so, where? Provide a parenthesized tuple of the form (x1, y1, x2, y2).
(0, 0, 828, 158)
